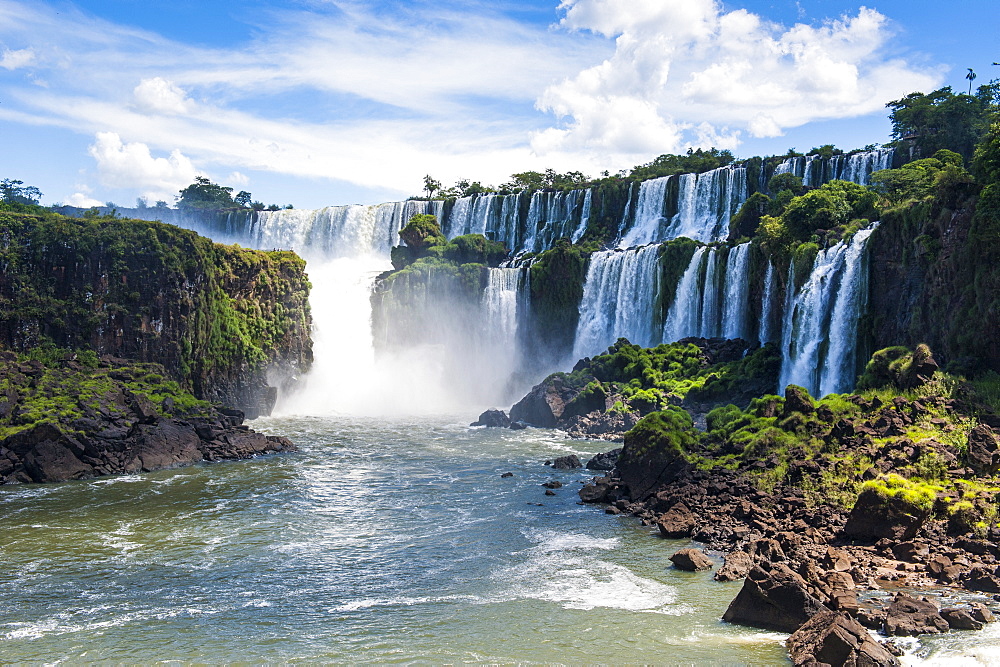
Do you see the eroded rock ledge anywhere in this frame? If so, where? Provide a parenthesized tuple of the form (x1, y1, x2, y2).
(0, 352, 295, 484)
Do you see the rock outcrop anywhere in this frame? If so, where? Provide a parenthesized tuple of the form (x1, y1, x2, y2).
(0, 210, 312, 416)
(787, 611, 900, 667)
(0, 354, 295, 484)
(722, 562, 829, 633)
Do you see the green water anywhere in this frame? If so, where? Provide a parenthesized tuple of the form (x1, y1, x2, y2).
(1, 415, 995, 664)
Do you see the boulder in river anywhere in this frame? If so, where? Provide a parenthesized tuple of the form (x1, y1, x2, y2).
(722, 561, 829, 633)
(471, 409, 511, 428)
(787, 611, 900, 667)
(883, 593, 950, 636)
(670, 548, 713, 571)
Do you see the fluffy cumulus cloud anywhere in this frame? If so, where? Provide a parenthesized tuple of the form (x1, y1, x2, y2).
(533, 0, 942, 163)
(132, 77, 191, 115)
(88, 132, 197, 200)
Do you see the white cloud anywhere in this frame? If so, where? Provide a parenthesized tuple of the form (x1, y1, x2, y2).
(227, 171, 249, 186)
(534, 1, 943, 164)
(65, 191, 103, 207)
(132, 77, 191, 114)
(0, 46, 34, 69)
(87, 132, 197, 200)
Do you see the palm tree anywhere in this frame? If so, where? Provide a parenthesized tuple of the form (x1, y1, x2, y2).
(966, 68, 977, 95)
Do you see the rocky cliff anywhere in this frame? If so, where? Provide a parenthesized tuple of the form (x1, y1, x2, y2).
(0, 208, 312, 416)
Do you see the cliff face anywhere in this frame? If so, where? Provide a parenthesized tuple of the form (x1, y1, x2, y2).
(865, 185, 1000, 373)
(0, 209, 312, 416)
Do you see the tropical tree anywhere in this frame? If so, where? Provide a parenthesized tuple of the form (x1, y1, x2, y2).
(0, 178, 42, 205)
(177, 176, 235, 210)
(423, 175, 442, 198)
(967, 68, 977, 96)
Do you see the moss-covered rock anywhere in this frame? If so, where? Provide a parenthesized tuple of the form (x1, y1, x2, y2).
(0, 208, 312, 415)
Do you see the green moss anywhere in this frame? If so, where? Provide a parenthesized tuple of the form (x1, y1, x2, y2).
(860, 473, 938, 513)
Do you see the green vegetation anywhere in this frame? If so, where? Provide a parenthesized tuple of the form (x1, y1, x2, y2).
(0, 207, 311, 399)
(887, 85, 999, 162)
(0, 349, 213, 441)
(859, 473, 938, 513)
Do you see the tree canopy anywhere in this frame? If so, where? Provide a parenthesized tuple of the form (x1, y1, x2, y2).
(177, 176, 236, 210)
(887, 85, 1000, 161)
(1, 179, 42, 206)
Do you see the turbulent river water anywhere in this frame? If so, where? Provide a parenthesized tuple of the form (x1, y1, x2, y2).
(2, 415, 998, 663)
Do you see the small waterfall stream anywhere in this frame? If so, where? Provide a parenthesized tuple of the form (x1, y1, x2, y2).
(778, 224, 879, 396)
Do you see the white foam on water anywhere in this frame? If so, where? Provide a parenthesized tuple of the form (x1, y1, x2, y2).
(900, 621, 1000, 666)
(493, 529, 688, 614)
(328, 594, 480, 613)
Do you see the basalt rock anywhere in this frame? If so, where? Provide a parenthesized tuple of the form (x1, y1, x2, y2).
(722, 561, 829, 633)
(883, 593, 950, 636)
(714, 550, 754, 582)
(471, 409, 510, 428)
(550, 455, 582, 470)
(842, 487, 928, 542)
(787, 611, 900, 667)
(966, 423, 1000, 475)
(940, 607, 985, 631)
(585, 448, 621, 471)
(509, 375, 578, 428)
(670, 548, 713, 571)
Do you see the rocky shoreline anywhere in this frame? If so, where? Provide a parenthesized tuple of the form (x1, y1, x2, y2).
(479, 342, 1000, 665)
(0, 352, 295, 485)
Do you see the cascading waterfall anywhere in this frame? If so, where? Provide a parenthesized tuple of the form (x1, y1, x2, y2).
(522, 190, 588, 253)
(618, 175, 672, 247)
(759, 261, 776, 343)
(619, 165, 748, 246)
(662, 247, 707, 344)
(570, 189, 592, 243)
(779, 224, 879, 397)
(482, 267, 524, 361)
(664, 166, 747, 243)
(659, 244, 752, 344)
(721, 243, 751, 339)
(251, 200, 441, 257)
(699, 250, 720, 338)
(445, 193, 522, 249)
(771, 148, 895, 188)
(573, 244, 661, 358)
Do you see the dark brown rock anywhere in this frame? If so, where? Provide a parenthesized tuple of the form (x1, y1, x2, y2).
(966, 424, 1000, 475)
(670, 548, 713, 571)
(509, 375, 578, 428)
(969, 602, 996, 624)
(471, 409, 510, 428)
(715, 550, 754, 582)
(787, 611, 900, 667)
(722, 562, 829, 633)
(842, 486, 928, 542)
(963, 566, 1000, 593)
(783, 385, 816, 417)
(657, 502, 696, 539)
(883, 593, 950, 636)
(579, 479, 613, 503)
(940, 607, 985, 631)
(550, 455, 582, 470)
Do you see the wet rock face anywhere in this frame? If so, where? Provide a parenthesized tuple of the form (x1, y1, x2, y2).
(509, 375, 579, 428)
(670, 548, 713, 571)
(787, 611, 900, 667)
(470, 409, 510, 428)
(722, 561, 829, 633)
(883, 593, 950, 636)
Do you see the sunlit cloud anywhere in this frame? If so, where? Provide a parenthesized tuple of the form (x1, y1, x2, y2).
(0, 46, 34, 69)
(533, 0, 943, 167)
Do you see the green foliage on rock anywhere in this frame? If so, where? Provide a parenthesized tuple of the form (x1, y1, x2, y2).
(630, 148, 735, 182)
(623, 407, 697, 458)
(399, 213, 447, 250)
(870, 150, 975, 206)
(0, 208, 311, 406)
(887, 85, 999, 162)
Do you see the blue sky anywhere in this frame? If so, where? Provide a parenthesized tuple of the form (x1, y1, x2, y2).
(0, 0, 997, 209)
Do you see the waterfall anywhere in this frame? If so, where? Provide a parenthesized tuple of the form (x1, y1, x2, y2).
(664, 166, 747, 243)
(771, 148, 895, 189)
(721, 243, 751, 339)
(570, 189, 592, 243)
(480, 266, 528, 392)
(445, 193, 522, 250)
(618, 175, 672, 247)
(699, 250, 720, 338)
(779, 224, 879, 396)
(251, 200, 440, 258)
(759, 261, 776, 343)
(523, 190, 588, 253)
(573, 245, 661, 358)
(662, 247, 707, 343)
